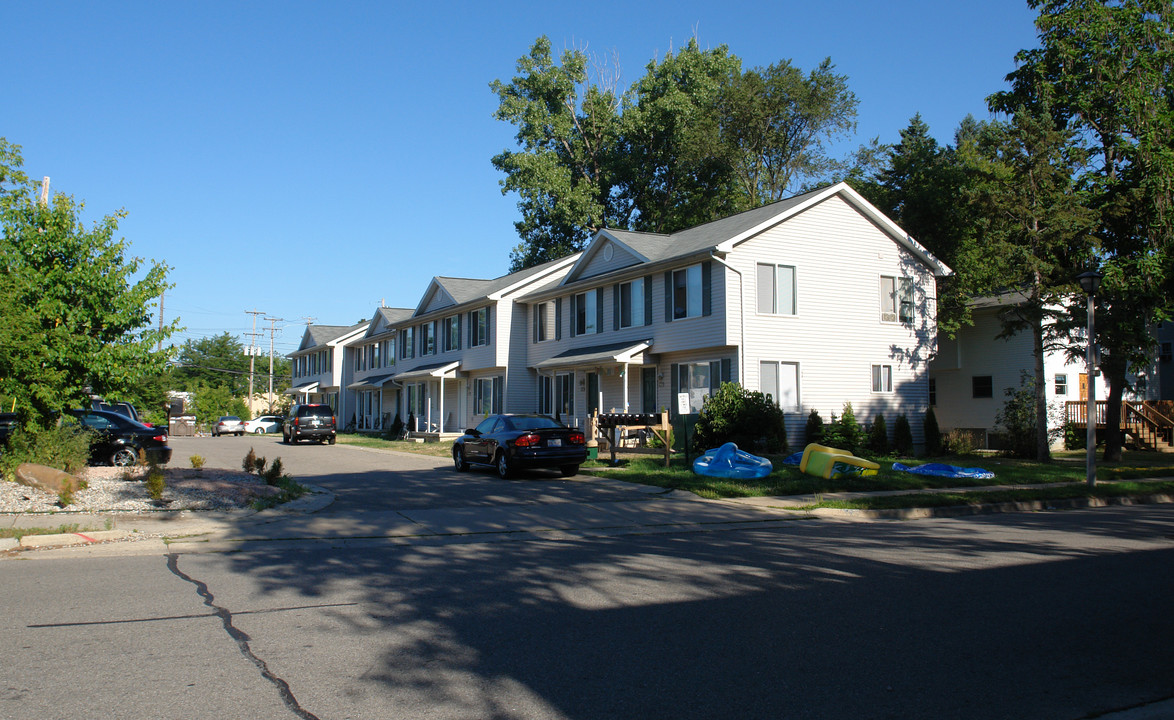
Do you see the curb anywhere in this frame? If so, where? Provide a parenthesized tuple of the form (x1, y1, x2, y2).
(17, 529, 131, 549)
(802, 492, 1174, 520)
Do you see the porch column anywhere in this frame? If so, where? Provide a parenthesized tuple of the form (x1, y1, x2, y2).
(439, 376, 446, 433)
(623, 362, 630, 412)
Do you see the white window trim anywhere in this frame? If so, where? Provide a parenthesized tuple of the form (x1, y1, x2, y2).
(756, 263, 797, 316)
(871, 364, 894, 394)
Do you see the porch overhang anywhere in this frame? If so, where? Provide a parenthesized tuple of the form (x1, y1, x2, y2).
(393, 360, 461, 382)
(347, 372, 398, 391)
(534, 340, 653, 371)
(285, 382, 320, 396)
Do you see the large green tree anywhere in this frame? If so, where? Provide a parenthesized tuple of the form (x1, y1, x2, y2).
(0, 139, 176, 428)
(171, 332, 250, 395)
(492, 36, 860, 270)
(992, 0, 1174, 461)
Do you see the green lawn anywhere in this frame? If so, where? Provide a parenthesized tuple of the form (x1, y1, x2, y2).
(336, 433, 453, 458)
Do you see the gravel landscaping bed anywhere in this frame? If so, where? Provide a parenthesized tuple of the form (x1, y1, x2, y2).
(1, 466, 281, 514)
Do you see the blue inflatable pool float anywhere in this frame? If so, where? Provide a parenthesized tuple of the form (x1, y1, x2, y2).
(892, 462, 995, 480)
(693, 443, 773, 479)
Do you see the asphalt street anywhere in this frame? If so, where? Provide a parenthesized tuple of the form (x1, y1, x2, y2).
(2, 436, 1173, 720)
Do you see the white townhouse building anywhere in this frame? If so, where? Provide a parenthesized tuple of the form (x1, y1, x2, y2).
(286, 321, 368, 422)
(515, 182, 951, 445)
(383, 255, 580, 435)
(305, 182, 949, 448)
(344, 306, 414, 431)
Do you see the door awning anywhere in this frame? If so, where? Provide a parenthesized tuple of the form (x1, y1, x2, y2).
(393, 361, 461, 382)
(284, 381, 320, 395)
(533, 340, 652, 370)
(347, 372, 398, 390)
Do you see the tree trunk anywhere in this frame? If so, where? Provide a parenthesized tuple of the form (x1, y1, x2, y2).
(1032, 320, 1051, 461)
(1102, 357, 1128, 462)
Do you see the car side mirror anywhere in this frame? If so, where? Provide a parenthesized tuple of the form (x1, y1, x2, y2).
(465, 428, 479, 436)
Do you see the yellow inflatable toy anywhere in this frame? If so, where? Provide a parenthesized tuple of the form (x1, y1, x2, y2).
(799, 443, 880, 479)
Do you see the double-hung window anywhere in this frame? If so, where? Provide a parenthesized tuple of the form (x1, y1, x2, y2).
(401, 326, 415, 360)
(672, 265, 704, 320)
(757, 264, 796, 315)
(574, 289, 598, 335)
(473, 376, 503, 415)
(534, 302, 552, 342)
(442, 316, 460, 353)
(421, 322, 436, 356)
(469, 307, 489, 347)
(760, 361, 800, 411)
(871, 364, 893, 393)
(880, 276, 914, 324)
(619, 279, 646, 328)
(1055, 374, 1067, 395)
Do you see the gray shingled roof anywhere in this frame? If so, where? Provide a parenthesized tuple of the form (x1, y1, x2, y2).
(422, 254, 579, 312)
(375, 307, 414, 325)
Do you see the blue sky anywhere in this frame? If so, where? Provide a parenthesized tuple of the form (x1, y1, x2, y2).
(6, 0, 1040, 356)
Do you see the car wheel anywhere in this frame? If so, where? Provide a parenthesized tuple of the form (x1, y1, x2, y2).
(560, 464, 579, 477)
(111, 448, 137, 467)
(212, 431, 219, 437)
(496, 451, 512, 479)
(453, 446, 468, 472)
(327, 436, 336, 445)
(254, 428, 264, 434)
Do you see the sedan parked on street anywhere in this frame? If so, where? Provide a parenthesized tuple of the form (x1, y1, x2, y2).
(212, 416, 246, 437)
(452, 414, 587, 478)
(243, 415, 283, 434)
(64, 409, 172, 466)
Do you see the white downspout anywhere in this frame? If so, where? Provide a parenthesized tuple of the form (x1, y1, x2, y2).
(710, 252, 745, 385)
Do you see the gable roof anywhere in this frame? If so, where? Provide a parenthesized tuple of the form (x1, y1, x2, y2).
(556, 182, 951, 290)
(294, 321, 369, 354)
(410, 253, 580, 318)
(364, 307, 414, 338)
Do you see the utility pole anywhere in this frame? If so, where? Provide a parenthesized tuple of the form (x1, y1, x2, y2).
(245, 309, 265, 415)
(265, 317, 284, 412)
(157, 288, 165, 353)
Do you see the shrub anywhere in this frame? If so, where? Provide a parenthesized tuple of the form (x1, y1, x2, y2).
(189, 454, 206, 470)
(242, 447, 257, 474)
(145, 465, 166, 501)
(647, 426, 674, 449)
(0, 424, 92, 480)
(892, 414, 913, 455)
(867, 414, 889, 454)
(825, 403, 862, 453)
(924, 407, 942, 455)
(385, 413, 404, 440)
(945, 429, 978, 455)
(252, 455, 267, 475)
(995, 373, 1037, 458)
(1064, 421, 1085, 450)
(692, 382, 787, 453)
(263, 458, 285, 486)
(805, 409, 824, 446)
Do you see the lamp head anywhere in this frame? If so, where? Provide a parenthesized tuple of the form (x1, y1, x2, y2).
(1076, 270, 1103, 295)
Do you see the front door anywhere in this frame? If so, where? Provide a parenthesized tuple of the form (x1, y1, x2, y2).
(1079, 373, 1089, 401)
(587, 372, 600, 416)
(642, 367, 657, 414)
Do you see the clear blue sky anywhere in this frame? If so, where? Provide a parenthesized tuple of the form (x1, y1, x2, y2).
(6, 0, 1039, 357)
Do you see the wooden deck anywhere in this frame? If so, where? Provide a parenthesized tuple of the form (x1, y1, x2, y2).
(1066, 401, 1174, 452)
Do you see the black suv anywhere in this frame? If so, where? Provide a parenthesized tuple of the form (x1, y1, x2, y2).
(283, 403, 337, 444)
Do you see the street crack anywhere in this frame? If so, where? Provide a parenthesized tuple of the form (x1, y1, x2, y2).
(166, 553, 320, 720)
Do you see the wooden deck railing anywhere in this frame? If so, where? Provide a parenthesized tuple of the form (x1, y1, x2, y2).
(1065, 400, 1174, 450)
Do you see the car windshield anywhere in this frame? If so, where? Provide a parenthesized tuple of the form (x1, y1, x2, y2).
(507, 416, 563, 431)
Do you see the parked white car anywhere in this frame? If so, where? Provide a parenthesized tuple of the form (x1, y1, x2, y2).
(243, 415, 283, 434)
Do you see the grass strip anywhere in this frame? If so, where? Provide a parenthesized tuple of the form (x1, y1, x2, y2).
(801, 480, 1174, 511)
(0, 523, 87, 541)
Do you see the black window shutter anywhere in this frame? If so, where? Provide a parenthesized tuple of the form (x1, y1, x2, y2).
(531, 305, 537, 344)
(613, 284, 620, 329)
(569, 294, 577, 337)
(702, 261, 712, 316)
(486, 308, 492, 345)
(555, 297, 562, 340)
(596, 290, 604, 333)
(664, 271, 673, 323)
(644, 276, 653, 326)
(721, 358, 732, 384)
(709, 360, 721, 393)
(670, 363, 679, 418)
(457, 314, 462, 350)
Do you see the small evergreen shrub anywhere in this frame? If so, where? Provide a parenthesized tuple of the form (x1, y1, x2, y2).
(263, 458, 285, 486)
(924, 407, 942, 455)
(826, 403, 862, 453)
(1064, 422, 1085, 450)
(189, 454, 206, 470)
(146, 466, 166, 501)
(242, 447, 257, 474)
(892, 414, 913, 455)
(867, 414, 889, 454)
(805, 409, 824, 446)
(693, 382, 787, 453)
(945, 429, 978, 456)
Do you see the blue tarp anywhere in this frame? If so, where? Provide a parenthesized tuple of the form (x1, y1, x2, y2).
(892, 462, 995, 480)
(693, 442, 773, 479)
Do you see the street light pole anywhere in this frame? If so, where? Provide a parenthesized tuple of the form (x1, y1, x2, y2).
(1077, 271, 1103, 488)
